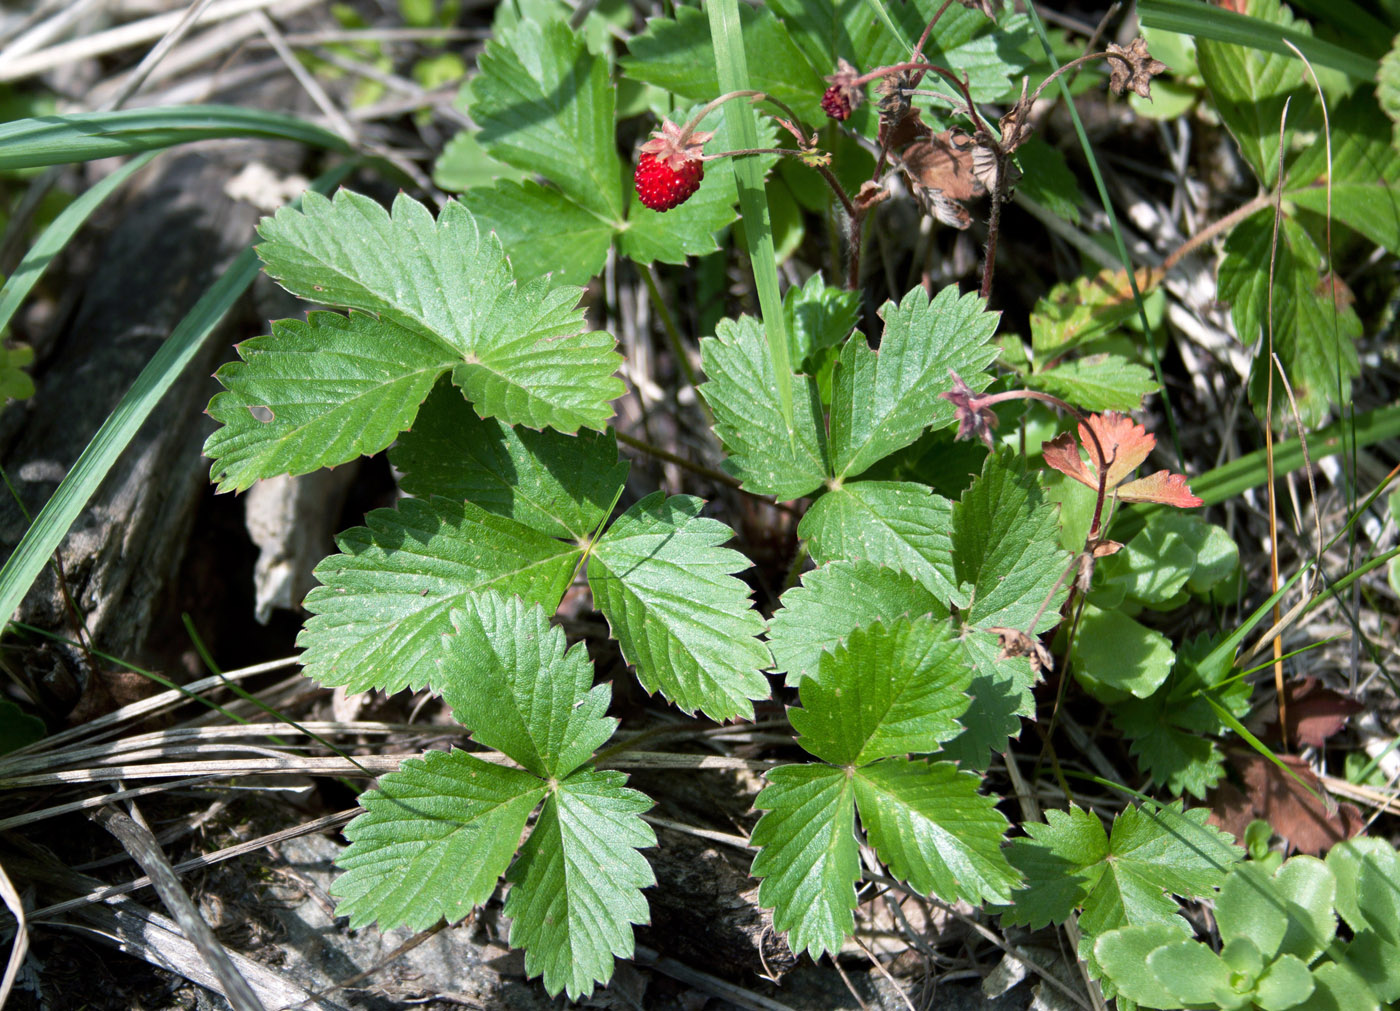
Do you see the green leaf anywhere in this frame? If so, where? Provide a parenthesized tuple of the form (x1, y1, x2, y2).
(799, 481, 957, 599)
(1328, 838, 1400, 944)
(699, 315, 830, 500)
(768, 0, 1028, 109)
(1021, 353, 1159, 413)
(469, 18, 623, 219)
(457, 179, 617, 286)
(939, 629, 1038, 771)
(1004, 802, 1242, 937)
(1293, 960, 1380, 1011)
(391, 380, 628, 540)
(440, 593, 615, 779)
(1146, 940, 1237, 1008)
(333, 749, 547, 930)
(1218, 213, 1361, 427)
(1285, 92, 1400, 250)
(829, 285, 1001, 480)
(1217, 856, 1337, 963)
(785, 273, 860, 371)
(461, 100, 770, 285)
(504, 768, 655, 1000)
(1380, 34, 1400, 144)
(620, 4, 826, 120)
(950, 450, 1070, 633)
(854, 757, 1019, 905)
(1255, 954, 1316, 1011)
(432, 127, 530, 193)
(299, 498, 580, 693)
(587, 492, 771, 721)
(1196, 0, 1314, 187)
(205, 312, 445, 492)
(1072, 604, 1177, 701)
(767, 561, 947, 686)
(1094, 924, 1194, 1010)
(1015, 137, 1081, 225)
(750, 763, 860, 959)
(1029, 267, 1154, 359)
(1342, 931, 1400, 1004)
(0, 698, 44, 755)
(790, 618, 968, 765)
(1094, 512, 1207, 608)
(254, 189, 624, 433)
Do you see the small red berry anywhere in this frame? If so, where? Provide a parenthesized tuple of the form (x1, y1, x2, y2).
(821, 85, 852, 121)
(635, 118, 713, 212)
(635, 151, 704, 211)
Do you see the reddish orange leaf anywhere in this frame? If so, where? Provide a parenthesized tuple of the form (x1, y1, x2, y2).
(1042, 412, 1203, 507)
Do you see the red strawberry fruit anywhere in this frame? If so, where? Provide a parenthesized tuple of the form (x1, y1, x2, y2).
(635, 118, 713, 212)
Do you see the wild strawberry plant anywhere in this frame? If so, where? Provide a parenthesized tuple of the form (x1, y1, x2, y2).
(202, 0, 1400, 1003)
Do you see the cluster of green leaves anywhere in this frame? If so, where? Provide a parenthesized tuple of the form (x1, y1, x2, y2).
(1191, 0, 1399, 425)
(1097, 836, 1400, 1010)
(433, 0, 1031, 286)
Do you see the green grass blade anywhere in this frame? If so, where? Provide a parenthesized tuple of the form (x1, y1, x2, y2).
(0, 151, 159, 336)
(0, 163, 353, 633)
(0, 105, 349, 171)
(705, 0, 794, 439)
(1138, 0, 1378, 81)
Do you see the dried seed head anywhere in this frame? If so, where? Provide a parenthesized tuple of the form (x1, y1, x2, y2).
(1105, 38, 1168, 100)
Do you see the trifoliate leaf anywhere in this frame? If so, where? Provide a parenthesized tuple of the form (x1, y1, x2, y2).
(767, 561, 948, 686)
(853, 757, 1019, 905)
(699, 315, 830, 500)
(620, 4, 826, 121)
(206, 311, 445, 492)
(432, 127, 529, 193)
(391, 380, 628, 540)
(1218, 213, 1361, 427)
(588, 493, 771, 721)
(769, 0, 1028, 110)
(790, 618, 968, 765)
(784, 273, 860, 372)
(440, 593, 615, 779)
(829, 285, 1001, 480)
(1021, 353, 1159, 413)
(254, 189, 623, 433)
(333, 749, 547, 931)
(504, 768, 655, 1000)
(1072, 603, 1176, 702)
(1196, 0, 1314, 188)
(299, 498, 580, 693)
(750, 763, 860, 960)
(938, 629, 1038, 771)
(470, 18, 623, 219)
(1004, 802, 1241, 937)
(951, 450, 1070, 632)
(799, 481, 957, 600)
(456, 178, 616, 285)
(1111, 649, 1250, 799)
(1286, 92, 1400, 250)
